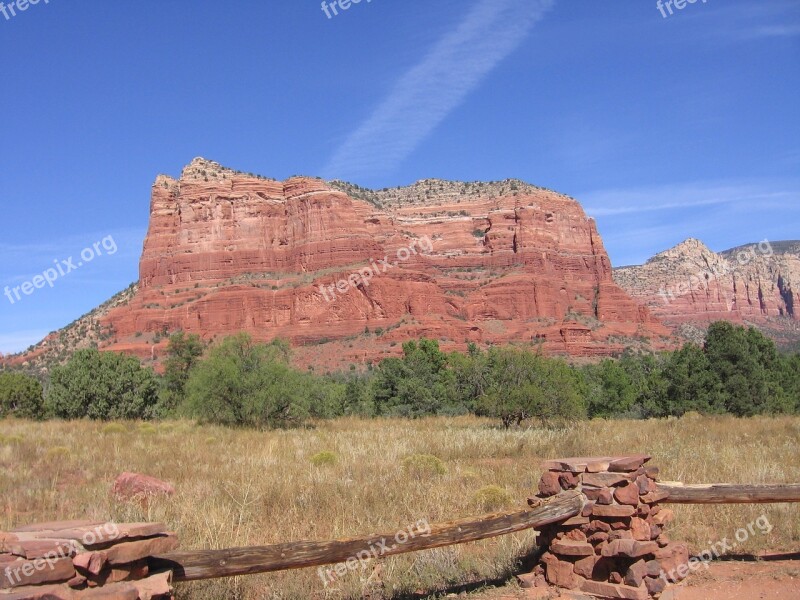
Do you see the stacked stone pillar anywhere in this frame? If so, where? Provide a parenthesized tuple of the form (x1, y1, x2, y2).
(525, 455, 689, 599)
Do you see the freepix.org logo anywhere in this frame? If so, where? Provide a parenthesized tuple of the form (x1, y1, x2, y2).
(4, 235, 118, 306)
(321, 0, 373, 20)
(656, 0, 708, 19)
(0, 0, 51, 23)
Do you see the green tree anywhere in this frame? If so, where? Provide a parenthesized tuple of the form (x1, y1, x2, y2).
(618, 352, 668, 418)
(583, 359, 636, 418)
(372, 339, 459, 417)
(159, 332, 205, 415)
(704, 322, 790, 415)
(306, 375, 346, 419)
(661, 344, 724, 416)
(0, 372, 44, 419)
(342, 374, 375, 416)
(476, 346, 586, 427)
(778, 353, 800, 413)
(46, 349, 159, 420)
(449, 348, 488, 413)
(183, 334, 310, 428)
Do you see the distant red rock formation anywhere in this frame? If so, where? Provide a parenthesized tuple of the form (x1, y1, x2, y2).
(614, 238, 799, 347)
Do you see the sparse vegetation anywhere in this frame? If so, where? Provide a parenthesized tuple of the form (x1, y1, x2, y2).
(402, 453, 447, 476)
(6, 322, 796, 428)
(473, 485, 513, 511)
(0, 415, 797, 599)
(182, 334, 320, 428)
(310, 450, 338, 466)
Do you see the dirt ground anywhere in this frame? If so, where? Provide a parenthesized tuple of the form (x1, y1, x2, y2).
(470, 556, 800, 600)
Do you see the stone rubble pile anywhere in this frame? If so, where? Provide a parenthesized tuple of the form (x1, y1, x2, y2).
(0, 520, 176, 599)
(525, 455, 689, 599)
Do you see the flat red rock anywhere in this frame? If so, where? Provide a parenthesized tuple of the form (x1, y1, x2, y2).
(581, 579, 648, 599)
(582, 472, 630, 488)
(550, 540, 594, 556)
(614, 482, 641, 506)
(111, 473, 175, 502)
(608, 455, 652, 473)
(590, 504, 636, 518)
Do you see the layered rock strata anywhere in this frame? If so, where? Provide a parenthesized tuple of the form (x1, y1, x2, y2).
(0, 520, 175, 599)
(7, 158, 672, 371)
(614, 239, 799, 346)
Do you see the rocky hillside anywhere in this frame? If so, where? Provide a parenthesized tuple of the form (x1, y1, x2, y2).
(614, 238, 799, 348)
(1, 284, 138, 375)
(5, 158, 672, 373)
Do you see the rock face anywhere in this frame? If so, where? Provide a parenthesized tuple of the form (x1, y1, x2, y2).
(614, 239, 800, 348)
(6, 158, 671, 372)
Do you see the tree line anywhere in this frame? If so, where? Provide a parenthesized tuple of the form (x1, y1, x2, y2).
(1, 322, 798, 427)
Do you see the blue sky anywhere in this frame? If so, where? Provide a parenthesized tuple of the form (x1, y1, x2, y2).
(1, 0, 798, 353)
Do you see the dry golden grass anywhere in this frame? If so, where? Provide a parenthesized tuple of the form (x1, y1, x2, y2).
(1, 415, 799, 599)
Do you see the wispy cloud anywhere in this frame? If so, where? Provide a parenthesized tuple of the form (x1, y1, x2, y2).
(0, 227, 143, 282)
(581, 179, 800, 267)
(0, 227, 143, 258)
(323, 0, 554, 180)
(749, 24, 800, 38)
(694, 0, 800, 42)
(583, 182, 800, 217)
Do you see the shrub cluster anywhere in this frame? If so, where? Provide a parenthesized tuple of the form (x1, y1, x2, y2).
(0, 372, 44, 419)
(1, 322, 797, 428)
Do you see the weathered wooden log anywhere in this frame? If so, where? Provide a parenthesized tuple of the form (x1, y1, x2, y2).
(657, 482, 800, 504)
(150, 489, 584, 582)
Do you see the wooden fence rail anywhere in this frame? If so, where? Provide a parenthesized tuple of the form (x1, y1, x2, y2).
(148, 482, 800, 583)
(656, 482, 800, 504)
(150, 489, 584, 582)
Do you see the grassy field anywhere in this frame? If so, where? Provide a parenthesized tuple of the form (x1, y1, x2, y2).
(1, 416, 799, 599)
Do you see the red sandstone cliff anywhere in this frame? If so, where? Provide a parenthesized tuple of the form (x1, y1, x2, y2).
(7, 158, 672, 372)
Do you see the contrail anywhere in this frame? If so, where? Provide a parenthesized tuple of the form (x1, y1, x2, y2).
(323, 0, 554, 180)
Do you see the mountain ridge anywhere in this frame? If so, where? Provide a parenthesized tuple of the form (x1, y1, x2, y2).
(5, 159, 797, 373)
(613, 237, 799, 349)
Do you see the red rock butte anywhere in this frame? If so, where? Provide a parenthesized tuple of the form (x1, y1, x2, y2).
(12, 158, 675, 371)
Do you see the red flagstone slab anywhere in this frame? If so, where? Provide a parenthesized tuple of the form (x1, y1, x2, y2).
(608, 455, 652, 473)
(590, 504, 635, 518)
(0, 583, 75, 599)
(582, 579, 648, 599)
(102, 534, 178, 566)
(10, 522, 105, 534)
(6, 540, 79, 560)
(550, 540, 594, 557)
(1, 557, 75, 589)
(582, 472, 630, 488)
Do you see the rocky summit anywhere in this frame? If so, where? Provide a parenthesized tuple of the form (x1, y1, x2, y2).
(7, 158, 674, 372)
(614, 238, 799, 348)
